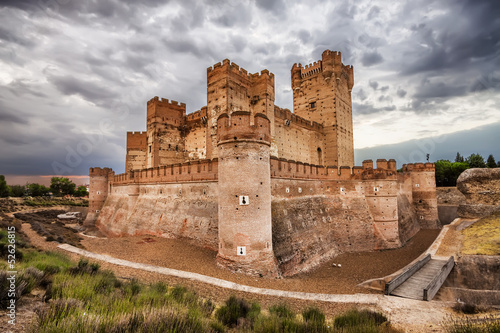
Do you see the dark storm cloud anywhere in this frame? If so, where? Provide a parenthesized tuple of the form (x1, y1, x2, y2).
(361, 51, 384, 66)
(355, 88, 368, 101)
(297, 30, 311, 44)
(414, 79, 467, 100)
(255, 0, 285, 15)
(0, 103, 28, 125)
(401, 1, 500, 76)
(369, 80, 378, 90)
(353, 102, 396, 115)
(397, 88, 407, 98)
(366, 6, 380, 20)
(48, 75, 119, 104)
(0, 26, 35, 48)
(6, 79, 47, 98)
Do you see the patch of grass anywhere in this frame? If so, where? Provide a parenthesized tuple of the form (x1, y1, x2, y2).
(269, 303, 295, 319)
(444, 314, 500, 333)
(462, 212, 500, 255)
(20, 250, 73, 274)
(303, 306, 326, 325)
(334, 309, 390, 332)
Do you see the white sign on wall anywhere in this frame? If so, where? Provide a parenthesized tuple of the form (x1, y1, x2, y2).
(237, 246, 246, 255)
(239, 196, 249, 205)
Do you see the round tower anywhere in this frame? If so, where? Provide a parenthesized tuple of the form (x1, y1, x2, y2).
(408, 163, 440, 229)
(84, 167, 114, 227)
(216, 111, 279, 277)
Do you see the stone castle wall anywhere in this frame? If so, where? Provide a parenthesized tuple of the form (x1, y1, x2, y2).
(90, 160, 436, 276)
(96, 182, 219, 249)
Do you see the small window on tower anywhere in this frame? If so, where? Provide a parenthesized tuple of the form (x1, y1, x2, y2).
(149, 145, 152, 153)
(310, 101, 316, 109)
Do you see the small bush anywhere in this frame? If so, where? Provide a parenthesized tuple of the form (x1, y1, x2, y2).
(216, 295, 250, 327)
(93, 270, 121, 294)
(69, 258, 99, 275)
(452, 302, 480, 314)
(171, 285, 188, 302)
(151, 281, 168, 294)
(210, 320, 226, 333)
(302, 306, 325, 325)
(269, 303, 295, 319)
(334, 309, 389, 329)
(126, 278, 142, 296)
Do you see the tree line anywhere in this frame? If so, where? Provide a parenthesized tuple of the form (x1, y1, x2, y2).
(435, 153, 499, 187)
(0, 176, 88, 198)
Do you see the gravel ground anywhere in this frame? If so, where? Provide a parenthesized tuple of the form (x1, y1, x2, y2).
(80, 229, 440, 295)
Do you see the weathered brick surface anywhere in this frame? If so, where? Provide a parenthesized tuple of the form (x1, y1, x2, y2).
(96, 182, 219, 250)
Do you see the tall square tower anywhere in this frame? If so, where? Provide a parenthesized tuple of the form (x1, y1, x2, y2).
(291, 50, 354, 167)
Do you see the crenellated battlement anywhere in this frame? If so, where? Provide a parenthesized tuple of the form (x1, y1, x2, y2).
(207, 59, 274, 83)
(274, 106, 323, 131)
(147, 96, 186, 108)
(402, 162, 435, 172)
(269, 158, 399, 181)
(186, 106, 208, 121)
(300, 60, 323, 78)
(216, 111, 271, 144)
(113, 158, 218, 185)
(89, 167, 114, 177)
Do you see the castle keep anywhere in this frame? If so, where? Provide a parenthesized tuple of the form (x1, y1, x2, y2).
(86, 50, 440, 277)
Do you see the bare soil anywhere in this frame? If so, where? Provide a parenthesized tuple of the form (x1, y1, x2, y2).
(80, 229, 440, 295)
(436, 187, 466, 205)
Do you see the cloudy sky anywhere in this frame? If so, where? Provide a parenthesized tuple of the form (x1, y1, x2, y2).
(1, 0, 499, 184)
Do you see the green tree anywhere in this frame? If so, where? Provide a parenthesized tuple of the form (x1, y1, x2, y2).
(9, 185, 25, 197)
(0, 175, 11, 197)
(26, 183, 50, 197)
(455, 152, 464, 163)
(435, 160, 469, 187)
(50, 177, 76, 196)
(466, 153, 486, 168)
(486, 154, 497, 168)
(74, 185, 88, 197)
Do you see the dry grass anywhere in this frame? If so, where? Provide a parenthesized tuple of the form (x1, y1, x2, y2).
(461, 212, 500, 255)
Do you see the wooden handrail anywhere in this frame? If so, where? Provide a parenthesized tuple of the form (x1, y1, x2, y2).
(423, 256, 454, 301)
(385, 254, 431, 295)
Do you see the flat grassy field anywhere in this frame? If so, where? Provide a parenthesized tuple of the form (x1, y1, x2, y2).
(461, 212, 500, 255)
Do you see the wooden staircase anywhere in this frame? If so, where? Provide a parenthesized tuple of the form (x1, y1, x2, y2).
(385, 255, 454, 301)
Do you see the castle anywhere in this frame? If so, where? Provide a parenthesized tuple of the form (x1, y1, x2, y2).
(86, 50, 440, 277)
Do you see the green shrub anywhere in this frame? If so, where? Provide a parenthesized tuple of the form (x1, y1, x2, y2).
(216, 295, 250, 327)
(126, 278, 142, 296)
(334, 309, 388, 329)
(68, 258, 100, 275)
(269, 303, 295, 319)
(302, 306, 325, 325)
(151, 281, 168, 293)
